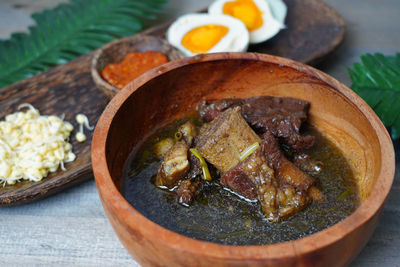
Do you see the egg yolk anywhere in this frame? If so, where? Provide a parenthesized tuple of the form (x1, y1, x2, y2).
(223, 0, 263, 31)
(181, 24, 229, 53)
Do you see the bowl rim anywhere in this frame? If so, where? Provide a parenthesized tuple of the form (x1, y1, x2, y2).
(92, 52, 395, 260)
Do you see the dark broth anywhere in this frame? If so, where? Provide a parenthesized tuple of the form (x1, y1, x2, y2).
(121, 117, 359, 245)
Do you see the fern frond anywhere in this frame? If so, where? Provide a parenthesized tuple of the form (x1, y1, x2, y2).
(0, 0, 167, 88)
(349, 53, 400, 139)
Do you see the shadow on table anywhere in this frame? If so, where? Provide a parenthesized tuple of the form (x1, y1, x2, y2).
(351, 138, 399, 267)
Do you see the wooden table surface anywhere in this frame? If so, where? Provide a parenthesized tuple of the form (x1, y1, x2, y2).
(0, 0, 399, 266)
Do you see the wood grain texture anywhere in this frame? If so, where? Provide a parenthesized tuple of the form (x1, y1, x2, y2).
(92, 53, 394, 266)
(0, 0, 345, 207)
(0, 180, 137, 266)
(250, 0, 345, 65)
(143, 0, 345, 64)
(91, 35, 185, 98)
(0, 0, 399, 266)
(351, 145, 400, 266)
(0, 55, 109, 206)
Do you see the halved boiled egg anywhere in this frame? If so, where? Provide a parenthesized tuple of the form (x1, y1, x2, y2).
(209, 0, 287, 44)
(166, 13, 249, 57)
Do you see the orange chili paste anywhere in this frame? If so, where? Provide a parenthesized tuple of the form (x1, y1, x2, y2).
(101, 51, 169, 89)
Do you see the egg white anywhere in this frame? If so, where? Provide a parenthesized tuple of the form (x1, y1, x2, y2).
(166, 13, 249, 57)
(208, 0, 287, 44)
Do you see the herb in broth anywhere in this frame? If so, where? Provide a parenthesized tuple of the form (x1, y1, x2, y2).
(122, 118, 359, 246)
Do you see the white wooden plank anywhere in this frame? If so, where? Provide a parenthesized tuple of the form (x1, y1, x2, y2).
(0, 213, 137, 266)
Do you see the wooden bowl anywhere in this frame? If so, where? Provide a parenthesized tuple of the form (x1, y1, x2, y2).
(91, 34, 185, 98)
(92, 53, 395, 266)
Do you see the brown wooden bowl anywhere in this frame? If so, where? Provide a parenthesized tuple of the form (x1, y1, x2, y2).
(92, 52, 395, 266)
(91, 34, 185, 99)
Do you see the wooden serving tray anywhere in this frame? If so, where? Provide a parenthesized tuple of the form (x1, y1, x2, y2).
(0, 0, 345, 206)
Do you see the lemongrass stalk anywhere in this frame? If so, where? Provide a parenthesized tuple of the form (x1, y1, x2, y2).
(239, 142, 259, 161)
(190, 148, 211, 181)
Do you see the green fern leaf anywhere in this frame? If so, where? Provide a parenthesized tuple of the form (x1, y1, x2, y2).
(0, 0, 167, 88)
(348, 53, 400, 139)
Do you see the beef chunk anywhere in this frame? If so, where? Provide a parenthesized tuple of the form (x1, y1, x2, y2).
(308, 186, 324, 203)
(169, 153, 202, 207)
(198, 96, 314, 150)
(178, 121, 197, 146)
(261, 131, 315, 191)
(278, 159, 315, 191)
(198, 98, 242, 122)
(235, 149, 279, 220)
(187, 152, 202, 179)
(221, 168, 258, 201)
(221, 130, 324, 221)
(276, 186, 309, 218)
(166, 151, 203, 207)
(153, 137, 175, 159)
(196, 107, 261, 173)
(156, 141, 190, 188)
(176, 180, 201, 206)
(221, 148, 309, 221)
(261, 131, 323, 202)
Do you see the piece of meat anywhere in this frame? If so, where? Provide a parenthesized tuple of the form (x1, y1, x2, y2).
(153, 137, 174, 159)
(174, 151, 217, 207)
(241, 97, 313, 150)
(156, 141, 190, 188)
(277, 160, 315, 191)
(170, 149, 204, 207)
(238, 149, 279, 221)
(178, 121, 197, 146)
(195, 107, 261, 173)
(175, 179, 201, 206)
(276, 186, 309, 218)
(221, 167, 258, 201)
(196, 105, 321, 220)
(261, 131, 323, 202)
(221, 149, 279, 220)
(198, 98, 242, 122)
(187, 152, 202, 179)
(308, 186, 324, 203)
(221, 148, 309, 221)
(261, 131, 315, 190)
(292, 153, 323, 176)
(197, 96, 315, 150)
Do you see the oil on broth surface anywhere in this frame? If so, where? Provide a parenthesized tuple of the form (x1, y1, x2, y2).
(121, 118, 358, 245)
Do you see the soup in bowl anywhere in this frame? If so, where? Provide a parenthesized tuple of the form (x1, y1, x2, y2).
(92, 52, 394, 266)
